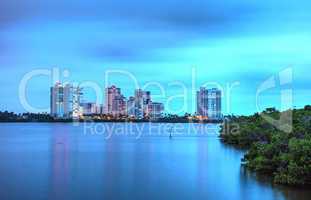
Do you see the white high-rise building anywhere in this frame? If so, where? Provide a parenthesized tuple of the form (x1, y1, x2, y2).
(72, 87, 83, 119)
(207, 88, 222, 119)
(127, 96, 136, 117)
(134, 89, 144, 119)
(134, 89, 151, 119)
(50, 82, 82, 119)
(134, 89, 152, 119)
(196, 87, 222, 119)
(132, 89, 164, 119)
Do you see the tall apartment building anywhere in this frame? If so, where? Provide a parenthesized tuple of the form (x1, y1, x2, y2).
(50, 82, 82, 119)
(127, 96, 136, 117)
(104, 87, 164, 119)
(72, 87, 83, 119)
(134, 89, 151, 119)
(196, 87, 209, 117)
(196, 87, 222, 119)
(207, 88, 222, 119)
(105, 85, 126, 116)
(113, 95, 127, 116)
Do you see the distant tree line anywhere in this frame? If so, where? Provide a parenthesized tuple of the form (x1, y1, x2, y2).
(220, 106, 311, 186)
(0, 111, 54, 122)
(0, 111, 222, 123)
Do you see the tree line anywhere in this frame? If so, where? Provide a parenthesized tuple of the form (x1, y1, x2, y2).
(220, 106, 311, 186)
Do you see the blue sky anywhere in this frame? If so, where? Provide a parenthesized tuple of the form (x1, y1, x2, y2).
(0, 0, 311, 115)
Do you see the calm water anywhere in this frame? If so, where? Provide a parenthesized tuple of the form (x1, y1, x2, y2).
(0, 123, 310, 200)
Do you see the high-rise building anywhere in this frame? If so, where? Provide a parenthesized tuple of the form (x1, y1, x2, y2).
(196, 87, 222, 119)
(196, 87, 209, 117)
(143, 91, 151, 116)
(148, 102, 164, 119)
(134, 89, 144, 119)
(127, 96, 136, 117)
(105, 85, 120, 114)
(105, 85, 126, 117)
(207, 88, 222, 119)
(50, 82, 82, 119)
(113, 95, 127, 116)
(51, 82, 63, 118)
(134, 89, 151, 119)
(72, 87, 83, 119)
(104, 87, 164, 119)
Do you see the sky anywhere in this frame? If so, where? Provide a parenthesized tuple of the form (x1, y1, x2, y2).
(0, 0, 311, 115)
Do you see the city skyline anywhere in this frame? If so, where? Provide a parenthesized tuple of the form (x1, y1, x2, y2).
(49, 82, 223, 120)
(49, 82, 167, 120)
(0, 66, 308, 116)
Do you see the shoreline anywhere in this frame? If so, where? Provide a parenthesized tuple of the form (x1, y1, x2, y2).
(0, 120, 223, 124)
(219, 106, 311, 187)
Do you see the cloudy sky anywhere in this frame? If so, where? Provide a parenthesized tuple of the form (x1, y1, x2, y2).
(0, 0, 311, 115)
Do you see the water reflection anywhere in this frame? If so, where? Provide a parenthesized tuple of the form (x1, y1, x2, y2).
(50, 125, 70, 200)
(0, 123, 310, 200)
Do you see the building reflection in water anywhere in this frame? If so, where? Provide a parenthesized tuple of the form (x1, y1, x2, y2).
(49, 125, 70, 200)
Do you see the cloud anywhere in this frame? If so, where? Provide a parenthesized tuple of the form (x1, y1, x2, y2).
(0, 0, 259, 30)
(1, 0, 310, 64)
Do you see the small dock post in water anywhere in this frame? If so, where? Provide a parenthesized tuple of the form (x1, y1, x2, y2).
(169, 126, 173, 139)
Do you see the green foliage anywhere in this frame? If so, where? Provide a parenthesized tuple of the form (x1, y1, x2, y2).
(220, 106, 311, 186)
